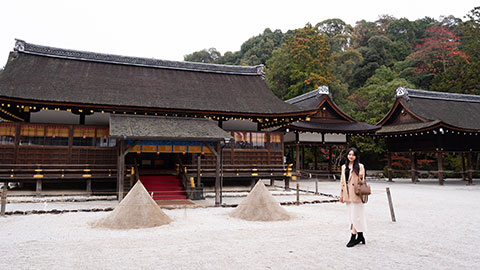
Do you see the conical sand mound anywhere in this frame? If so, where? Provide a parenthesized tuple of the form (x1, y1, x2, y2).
(230, 180, 292, 221)
(94, 181, 172, 229)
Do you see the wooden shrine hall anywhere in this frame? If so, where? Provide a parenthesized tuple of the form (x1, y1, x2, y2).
(0, 40, 315, 204)
(377, 87, 480, 185)
(281, 86, 379, 177)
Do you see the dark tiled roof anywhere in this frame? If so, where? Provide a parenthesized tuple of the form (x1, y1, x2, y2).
(285, 86, 379, 133)
(290, 121, 379, 133)
(0, 40, 308, 116)
(285, 86, 330, 109)
(393, 87, 480, 131)
(110, 115, 232, 141)
(376, 120, 442, 134)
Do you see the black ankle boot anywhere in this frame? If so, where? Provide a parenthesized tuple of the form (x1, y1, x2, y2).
(356, 232, 366, 245)
(346, 233, 357, 247)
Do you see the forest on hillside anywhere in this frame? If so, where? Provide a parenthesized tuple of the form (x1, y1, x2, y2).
(185, 6, 480, 171)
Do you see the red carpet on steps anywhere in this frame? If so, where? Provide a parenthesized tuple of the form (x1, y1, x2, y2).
(140, 175, 187, 200)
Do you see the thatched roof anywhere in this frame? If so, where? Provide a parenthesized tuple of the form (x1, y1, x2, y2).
(0, 40, 311, 117)
(377, 87, 480, 134)
(109, 115, 232, 141)
(284, 86, 379, 134)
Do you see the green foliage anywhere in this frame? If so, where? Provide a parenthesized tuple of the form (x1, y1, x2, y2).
(350, 66, 414, 124)
(184, 48, 221, 63)
(315, 18, 354, 54)
(266, 24, 332, 100)
(351, 35, 393, 88)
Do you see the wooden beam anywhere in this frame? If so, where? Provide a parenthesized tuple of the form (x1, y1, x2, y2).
(204, 142, 218, 157)
(124, 140, 140, 155)
(437, 151, 444, 185)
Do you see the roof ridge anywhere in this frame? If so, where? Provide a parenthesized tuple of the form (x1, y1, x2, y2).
(286, 86, 329, 104)
(396, 87, 480, 103)
(14, 39, 263, 76)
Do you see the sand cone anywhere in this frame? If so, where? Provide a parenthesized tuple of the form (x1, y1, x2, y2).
(229, 180, 292, 221)
(94, 181, 172, 229)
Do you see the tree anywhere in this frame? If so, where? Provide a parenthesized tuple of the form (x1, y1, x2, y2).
(351, 35, 393, 88)
(316, 19, 354, 54)
(266, 24, 332, 99)
(408, 25, 468, 88)
(432, 7, 480, 94)
(184, 48, 221, 63)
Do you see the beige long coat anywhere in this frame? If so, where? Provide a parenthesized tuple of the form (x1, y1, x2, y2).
(339, 163, 365, 203)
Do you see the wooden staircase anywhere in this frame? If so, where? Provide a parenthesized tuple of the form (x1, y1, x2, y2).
(139, 175, 187, 200)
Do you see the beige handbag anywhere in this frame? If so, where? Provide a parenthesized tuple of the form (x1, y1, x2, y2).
(355, 177, 371, 203)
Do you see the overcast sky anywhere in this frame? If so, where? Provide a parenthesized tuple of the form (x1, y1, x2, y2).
(0, 0, 477, 67)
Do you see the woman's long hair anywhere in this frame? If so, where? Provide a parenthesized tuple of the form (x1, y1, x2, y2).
(345, 147, 360, 176)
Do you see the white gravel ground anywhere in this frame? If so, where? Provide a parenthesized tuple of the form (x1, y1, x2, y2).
(1, 178, 479, 270)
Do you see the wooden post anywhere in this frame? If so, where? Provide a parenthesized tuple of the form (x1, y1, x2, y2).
(86, 179, 92, 194)
(215, 142, 221, 206)
(410, 152, 417, 183)
(196, 154, 201, 187)
(117, 140, 125, 201)
(437, 151, 444, 185)
(461, 153, 466, 181)
(1, 182, 7, 216)
(296, 183, 300, 206)
(36, 179, 42, 197)
(295, 137, 300, 174)
(387, 151, 393, 182)
(315, 179, 319, 195)
(386, 187, 396, 222)
(313, 146, 318, 171)
(467, 151, 473, 185)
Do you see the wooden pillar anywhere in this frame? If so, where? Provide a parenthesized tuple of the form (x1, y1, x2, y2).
(461, 153, 467, 181)
(196, 154, 202, 187)
(215, 142, 221, 206)
(1, 182, 7, 216)
(117, 140, 125, 201)
(410, 152, 418, 183)
(437, 151, 444, 185)
(313, 146, 318, 171)
(387, 151, 393, 182)
(467, 151, 473, 185)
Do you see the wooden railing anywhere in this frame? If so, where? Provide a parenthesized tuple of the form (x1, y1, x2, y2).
(184, 164, 293, 179)
(0, 164, 117, 181)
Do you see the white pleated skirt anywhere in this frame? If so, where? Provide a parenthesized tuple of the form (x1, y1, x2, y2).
(346, 202, 367, 232)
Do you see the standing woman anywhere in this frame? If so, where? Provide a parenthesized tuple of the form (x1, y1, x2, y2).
(339, 147, 367, 247)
